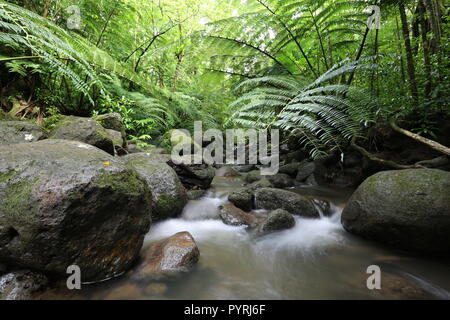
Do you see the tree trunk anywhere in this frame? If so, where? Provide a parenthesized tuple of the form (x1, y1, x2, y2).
(419, 1, 433, 98)
(399, 1, 419, 102)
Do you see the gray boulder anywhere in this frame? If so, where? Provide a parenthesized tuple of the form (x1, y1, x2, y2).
(256, 209, 295, 235)
(0, 270, 48, 300)
(0, 140, 152, 281)
(49, 116, 115, 155)
(94, 112, 124, 133)
(266, 173, 295, 188)
(296, 161, 316, 182)
(342, 169, 450, 255)
(255, 188, 319, 218)
(0, 121, 46, 146)
(125, 153, 187, 221)
(228, 188, 253, 212)
(245, 170, 262, 183)
(279, 162, 300, 177)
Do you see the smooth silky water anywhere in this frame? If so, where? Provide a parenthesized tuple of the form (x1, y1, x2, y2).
(44, 174, 450, 300)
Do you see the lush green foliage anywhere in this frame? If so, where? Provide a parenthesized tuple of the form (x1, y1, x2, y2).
(0, 0, 448, 156)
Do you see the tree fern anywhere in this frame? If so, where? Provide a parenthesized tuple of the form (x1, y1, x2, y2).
(228, 59, 378, 159)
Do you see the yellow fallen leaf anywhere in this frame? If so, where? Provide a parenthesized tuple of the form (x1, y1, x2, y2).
(103, 162, 111, 166)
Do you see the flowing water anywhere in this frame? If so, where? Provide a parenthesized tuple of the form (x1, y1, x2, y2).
(43, 175, 450, 300)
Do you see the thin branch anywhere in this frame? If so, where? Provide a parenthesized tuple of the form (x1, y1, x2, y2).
(207, 35, 292, 75)
(255, 0, 318, 77)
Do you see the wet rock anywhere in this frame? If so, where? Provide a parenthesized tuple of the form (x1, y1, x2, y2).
(305, 173, 318, 186)
(0, 263, 6, 275)
(105, 129, 124, 148)
(266, 173, 295, 188)
(342, 169, 450, 255)
(255, 188, 319, 218)
(187, 190, 207, 200)
(296, 161, 316, 182)
(127, 142, 144, 154)
(219, 203, 262, 227)
(313, 199, 333, 216)
(256, 209, 295, 236)
(228, 188, 253, 212)
(0, 270, 48, 300)
(0, 140, 152, 281)
(125, 153, 187, 221)
(233, 164, 256, 173)
(244, 170, 262, 183)
(286, 150, 306, 163)
(278, 162, 300, 177)
(247, 178, 273, 191)
(168, 162, 215, 190)
(94, 112, 124, 133)
(49, 116, 115, 155)
(0, 121, 46, 146)
(343, 151, 362, 168)
(222, 167, 241, 177)
(133, 232, 200, 281)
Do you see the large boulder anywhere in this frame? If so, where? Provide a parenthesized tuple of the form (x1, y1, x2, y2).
(0, 140, 152, 281)
(342, 169, 450, 255)
(125, 153, 187, 222)
(228, 188, 253, 212)
(255, 188, 319, 218)
(49, 116, 115, 155)
(256, 209, 295, 236)
(218, 203, 263, 227)
(132, 232, 199, 281)
(0, 121, 46, 146)
(168, 162, 215, 190)
(0, 270, 48, 300)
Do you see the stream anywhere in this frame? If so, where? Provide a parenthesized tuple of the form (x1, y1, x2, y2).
(42, 173, 450, 300)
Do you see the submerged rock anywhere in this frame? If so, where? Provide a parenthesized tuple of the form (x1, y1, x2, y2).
(255, 188, 319, 218)
(0, 270, 48, 300)
(0, 140, 152, 281)
(133, 232, 199, 281)
(228, 188, 253, 212)
(341, 169, 450, 255)
(125, 153, 187, 221)
(256, 209, 295, 236)
(0, 121, 46, 146)
(219, 203, 262, 227)
(49, 116, 115, 155)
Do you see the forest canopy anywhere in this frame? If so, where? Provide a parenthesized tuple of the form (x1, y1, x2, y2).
(0, 0, 449, 159)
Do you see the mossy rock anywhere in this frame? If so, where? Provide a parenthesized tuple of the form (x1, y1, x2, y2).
(125, 153, 187, 221)
(0, 121, 46, 146)
(49, 116, 115, 155)
(341, 169, 450, 255)
(0, 140, 152, 282)
(255, 188, 319, 218)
